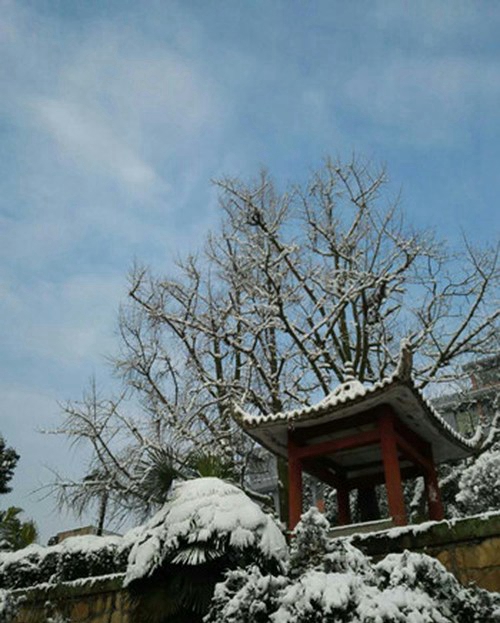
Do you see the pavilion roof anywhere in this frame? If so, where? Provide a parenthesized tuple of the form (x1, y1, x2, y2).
(232, 342, 481, 464)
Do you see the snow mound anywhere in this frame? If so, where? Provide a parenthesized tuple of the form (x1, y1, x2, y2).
(124, 477, 287, 585)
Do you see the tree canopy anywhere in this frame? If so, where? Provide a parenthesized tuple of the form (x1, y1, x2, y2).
(0, 437, 38, 552)
(52, 156, 499, 526)
(0, 438, 18, 496)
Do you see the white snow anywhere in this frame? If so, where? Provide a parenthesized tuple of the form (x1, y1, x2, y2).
(456, 443, 500, 512)
(0, 533, 122, 575)
(124, 477, 287, 585)
(343, 509, 500, 545)
(271, 570, 361, 622)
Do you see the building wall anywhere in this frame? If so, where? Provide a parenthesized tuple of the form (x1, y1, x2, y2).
(432, 354, 500, 436)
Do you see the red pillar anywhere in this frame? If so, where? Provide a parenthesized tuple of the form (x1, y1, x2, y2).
(337, 484, 351, 525)
(424, 461, 445, 521)
(379, 413, 407, 526)
(288, 433, 303, 530)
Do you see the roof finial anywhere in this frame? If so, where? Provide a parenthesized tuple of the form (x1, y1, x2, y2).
(395, 338, 413, 381)
(343, 360, 356, 382)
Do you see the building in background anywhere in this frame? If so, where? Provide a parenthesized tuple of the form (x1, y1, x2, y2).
(433, 354, 499, 436)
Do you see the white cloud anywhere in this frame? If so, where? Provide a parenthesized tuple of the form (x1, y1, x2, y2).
(1, 0, 222, 226)
(0, 272, 125, 366)
(28, 31, 220, 194)
(35, 98, 158, 189)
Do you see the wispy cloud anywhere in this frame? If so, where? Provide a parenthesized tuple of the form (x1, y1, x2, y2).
(0, 272, 124, 367)
(343, 56, 500, 146)
(35, 98, 158, 189)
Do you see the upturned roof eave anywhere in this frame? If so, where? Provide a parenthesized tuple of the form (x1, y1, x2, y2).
(232, 374, 480, 460)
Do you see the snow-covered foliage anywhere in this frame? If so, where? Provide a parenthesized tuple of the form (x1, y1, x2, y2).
(0, 478, 285, 595)
(0, 479, 286, 623)
(205, 508, 500, 623)
(0, 590, 17, 623)
(456, 441, 500, 514)
(208, 565, 289, 623)
(289, 507, 331, 575)
(0, 534, 126, 590)
(429, 411, 500, 518)
(125, 477, 287, 585)
(2, 481, 500, 623)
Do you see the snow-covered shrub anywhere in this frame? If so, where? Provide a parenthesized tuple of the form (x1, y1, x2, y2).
(0, 535, 127, 589)
(456, 442, 500, 513)
(125, 477, 287, 623)
(206, 508, 500, 623)
(125, 477, 287, 585)
(0, 478, 286, 622)
(375, 551, 500, 623)
(289, 507, 331, 575)
(0, 590, 17, 623)
(0, 545, 47, 589)
(208, 565, 288, 623)
(272, 569, 364, 623)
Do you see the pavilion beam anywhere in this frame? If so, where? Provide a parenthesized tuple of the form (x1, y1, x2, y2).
(316, 456, 348, 480)
(394, 420, 444, 521)
(348, 465, 422, 490)
(287, 432, 303, 530)
(302, 459, 351, 525)
(379, 412, 407, 525)
(296, 410, 380, 442)
(302, 459, 341, 489)
(294, 429, 380, 460)
(395, 433, 434, 473)
(393, 418, 432, 459)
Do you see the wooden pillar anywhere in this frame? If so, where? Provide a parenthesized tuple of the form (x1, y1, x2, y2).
(287, 433, 303, 530)
(337, 483, 351, 525)
(424, 460, 445, 521)
(379, 412, 407, 526)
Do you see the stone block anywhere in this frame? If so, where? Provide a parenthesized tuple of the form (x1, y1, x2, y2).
(71, 601, 90, 621)
(435, 549, 451, 568)
(466, 567, 500, 593)
(465, 539, 498, 569)
(110, 610, 124, 623)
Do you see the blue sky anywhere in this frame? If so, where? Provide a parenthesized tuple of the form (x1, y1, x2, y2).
(1, 0, 499, 541)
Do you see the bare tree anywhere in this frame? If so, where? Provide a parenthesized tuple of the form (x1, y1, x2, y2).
(51, 156, 499, 526)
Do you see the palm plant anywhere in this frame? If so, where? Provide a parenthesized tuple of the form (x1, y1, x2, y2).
(0, 507, 38, 551)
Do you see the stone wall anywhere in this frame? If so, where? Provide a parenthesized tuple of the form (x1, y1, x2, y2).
(347, 512, 500, 592)
(13, 576, 131, 623)
(11, 513, 500, 622)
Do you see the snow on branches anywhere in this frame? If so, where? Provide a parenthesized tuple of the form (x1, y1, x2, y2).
(51, 156, 499, 525)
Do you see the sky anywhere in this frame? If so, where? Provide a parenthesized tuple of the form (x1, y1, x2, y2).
(0, 0, 499, 543)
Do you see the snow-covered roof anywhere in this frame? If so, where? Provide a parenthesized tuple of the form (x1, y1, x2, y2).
(233, 342, 480, 467)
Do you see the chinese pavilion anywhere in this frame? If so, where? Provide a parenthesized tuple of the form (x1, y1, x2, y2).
(233, 342, 479, 529)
